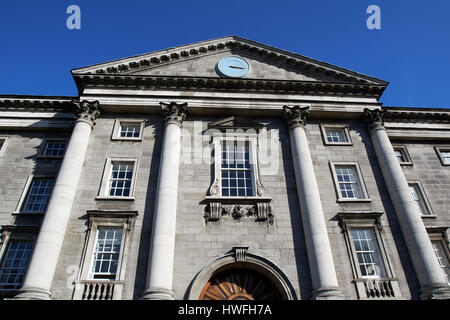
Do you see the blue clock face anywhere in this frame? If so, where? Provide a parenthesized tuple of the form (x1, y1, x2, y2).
(216, 56, 250, 78)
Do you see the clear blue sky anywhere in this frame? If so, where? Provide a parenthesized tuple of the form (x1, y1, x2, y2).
(0, 1, 449, 108)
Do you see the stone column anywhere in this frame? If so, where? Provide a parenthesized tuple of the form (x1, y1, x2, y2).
(141, 102, 187, 300)
(364, 108, 450, 299)
(283, 105, 344, 300)
(14, 100, 100, 300)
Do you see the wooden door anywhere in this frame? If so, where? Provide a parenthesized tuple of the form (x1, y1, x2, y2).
(199, 269, 281, 300)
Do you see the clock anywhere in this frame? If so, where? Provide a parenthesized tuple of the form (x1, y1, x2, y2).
(216, 56, 250, 78)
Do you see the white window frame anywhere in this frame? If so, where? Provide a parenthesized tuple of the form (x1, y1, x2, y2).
(14, 175, 55, 214)
(408, 181, 435, 218)
(429, 234, 450, 286)
(392, 145, 413, 166)
(111, 119, 145, 141)
(330, 162, 371, 202)
(212, 136, 259, 198)
(320, 124, 352, 146)
(97, 158, 138, 200)
(0, 137, 9, 157)
(39, 139, 68, 158)
(434, 146, 450, 166)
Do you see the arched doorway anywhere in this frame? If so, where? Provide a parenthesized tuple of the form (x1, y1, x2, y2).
(199, 268, 282, 300)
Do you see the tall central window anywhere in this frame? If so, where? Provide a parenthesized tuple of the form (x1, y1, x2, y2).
(89, 228, 123, 280)
(221, 140, 254, 197)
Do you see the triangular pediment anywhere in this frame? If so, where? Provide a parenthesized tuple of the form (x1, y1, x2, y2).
(207, 116, 264, 130)
(72, 36, 387, 85)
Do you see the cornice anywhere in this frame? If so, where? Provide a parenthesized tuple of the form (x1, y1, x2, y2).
(382, 107, 450, 123)
(73, 74, 386, 98)
(72, 36, 388, 87)
(0, 96, 76, 112)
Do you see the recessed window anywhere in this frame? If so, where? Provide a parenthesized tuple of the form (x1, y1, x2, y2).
(393, 146, 412, 166)
(97, 158, 138, 199)
(89, 228, 123, 280)
(42, 140, 66, 157)
(431, 240, 450, 285)
(221, 140, 255, 197)
(112, 119, 144, 141)
(435, 147, 450, 166)
(351, 228, 386, 278)
(321, 125, 352, 145)
(108, 162, 134, 197)
(331, 163, 370, 201)
(408, 182, 433, 216)
(0, 240, 34, 290)
(22, 178, 55, 212)
(119, 122, 141, 138)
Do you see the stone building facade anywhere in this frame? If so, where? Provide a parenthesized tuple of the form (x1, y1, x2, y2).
(0, 36, 448, 300)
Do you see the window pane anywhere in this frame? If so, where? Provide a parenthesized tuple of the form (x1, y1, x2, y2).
(440, 150, 450, 164)
(408, 184, 429, 215)
(431, 240, 450, 285)
(351, 228, 386, 278)
(90, 228, 123, 280)
(0, 241, 34, 289)
(394, 148, 406, 163)
(22, 179, 55, 212)
(335, 166, 363, 199)
(108, 162, 134, 197)
(220, 140, 255, 197)
(43, 141, 66, 157)
(326, 128, 348, 143)
(119, 122, 141, 138)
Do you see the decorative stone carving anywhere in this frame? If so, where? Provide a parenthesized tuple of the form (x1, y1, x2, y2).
(160, 102, 187, 127)
(204, 199, 273, 223)
(363, 108, 386, 132)
(282, 105, 310, 129)
(209, 178, 219, 196)
(72, 100, 100, 126)
(233, 247, 249, 263)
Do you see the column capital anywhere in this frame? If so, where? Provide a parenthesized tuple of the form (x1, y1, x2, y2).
(282, 105, 310, 129)
(160, 102, 187, 127)
(72, 100, 101, 127)
(363, 108, 386, 132)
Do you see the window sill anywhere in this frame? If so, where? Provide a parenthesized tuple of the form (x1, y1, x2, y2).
(337, 198, 372, 203)
(421, 215, 437, 219)
(111, 137, 143, 142)
(95, 196, 135, 201)
(204, 196, 273, 222)
(324, 142, 353, 146)
(11, 211, 45, 216)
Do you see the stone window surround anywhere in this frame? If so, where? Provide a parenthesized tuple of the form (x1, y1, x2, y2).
(37, 138, 68, 159)
(111, 118, 145, 141)
(72, 210, 137, 300)
(434, 146, 450, 166)
(13, 174, 55, 214)
(329, 161, 371, 203)
(0, 136, 9, 157)
(392, 145, 413, 166)
(0, 225, 38, 296)
(205, 132, 272, 222)
(336, 211, 402, 299)
(96, 157, 139, 201)
(407, 180, 436, 219)
(320, 124, 353, 146)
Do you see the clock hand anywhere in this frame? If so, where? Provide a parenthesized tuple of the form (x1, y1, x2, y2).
(229, 65, 247, 69)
